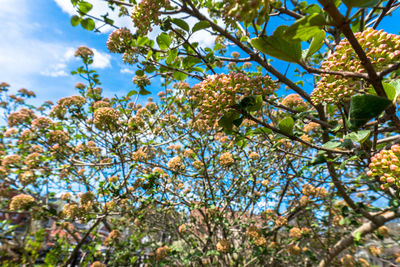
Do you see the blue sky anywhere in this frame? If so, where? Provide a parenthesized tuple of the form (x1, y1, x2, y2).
(1, 0, 400, 106)
(0, 0, 220, 105)
(0, 0, 140, 105)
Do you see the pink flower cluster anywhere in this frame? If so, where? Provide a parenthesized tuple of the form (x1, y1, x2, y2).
(368, 144, 400, 189)
(7, 108, 36, 127)
(107, 27, 134, 53)
(93, 107, 120, 131)
(187, 72, 276, 127)
(74, 46, 94, 59)
(131, 0, 170, 35)
(311, 28, 400, 105)
(281, 94, 308, 110)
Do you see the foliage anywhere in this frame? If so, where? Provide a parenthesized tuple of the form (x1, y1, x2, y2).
(1, 0, 400, 266)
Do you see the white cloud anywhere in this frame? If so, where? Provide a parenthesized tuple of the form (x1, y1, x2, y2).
(120, 68, 135, 74)
(53, 0, 75, 15)
(92, 49, 111, 69)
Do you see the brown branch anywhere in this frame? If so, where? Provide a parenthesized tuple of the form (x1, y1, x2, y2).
(299, 62, 369, 79)
(318, 210, 399, 267)
(372, 0, 396, 29)
(62, 217, 104, 267)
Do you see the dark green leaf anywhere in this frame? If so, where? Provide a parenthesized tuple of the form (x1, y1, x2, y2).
(348, 94, 392, 130)
(171, 18, 189, 32)
(218, 110, 241, 134)
(81, 18, 95, 31)
(239, 95, 263, 112)
(136, 69, 144, 76)
(309, 152, 327, 166)
(192, 21, 210, 32)
(251, 26, 302, 63)
(139, 88, 151, 95)
(70, 15, 81, 27)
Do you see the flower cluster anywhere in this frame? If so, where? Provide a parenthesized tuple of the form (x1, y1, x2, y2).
(187, 72, 276, 127)
(303, 122, 320, 133)
(246, 226, 267, 246)
(74, 46, 94, 59)
(31, 117, 54, 130)
(216, 239, 231, 253)
(90, 262, 106, 267)
(107, 27, 134, 53)
(281, 94, 307, 110)
(311, 28, 400, 104)
(48, 130, 70, 144)
(2, 155, 22, 167)
(367, 144, 400, 189)
(10, 194, 35, 211)
(168, 156, 184, 171)
(131, 0, 170, 35)
(58, 95, 86, 109)
(219, 152, 234, 166)
(155, 245, 170, 261)
(93, 107, 120, 131)
(62, 203, 80, 219)
(133, 75, 151, 88)
(221, 0, 271, 26)
(19, 171, 36, 186)
(8, 108, 36, 127)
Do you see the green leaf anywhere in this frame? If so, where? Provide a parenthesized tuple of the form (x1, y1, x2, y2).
(192, 21, 210, 32)
(137, 36, 149, 46)
(218, 110, 241, 134)
(166, 49, 178, 65)
(127, 90, 138, 97)
(322, 140, 341, 149)
(278, 116, 294, 134)
(284, 14, 326, 41)
(305, 30, 325, 58)
(343, 0, 380, 8)
(173, 71, 187, 81)
(239, 95, 263, 112)
(344, 130, 370, 143)
(348, 94, 392, 130)
(136, 69, 144, 76)
(309, 152, 327, 166)
(70, 15, 81, 27)
(139, 88, 151, 95)
(81, 18, 95, 31)
(383, 79, 400, 102)
(144, 65, 156, 73)
(78, 1, 93, 13)
(171, 18, 189, 32)
(156, 33, 171, 50)
(251, 26, 302, 63)
(353, 231, 362, 242)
